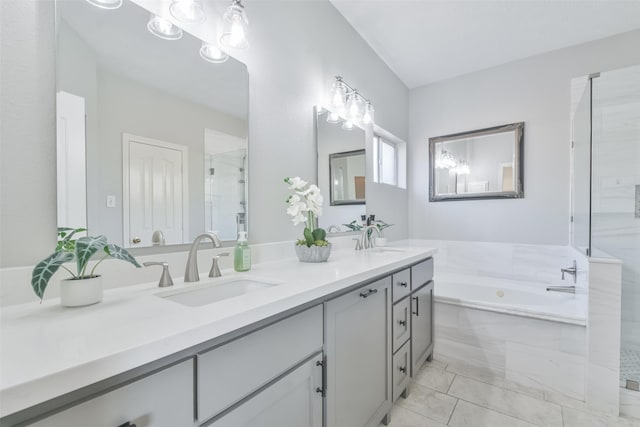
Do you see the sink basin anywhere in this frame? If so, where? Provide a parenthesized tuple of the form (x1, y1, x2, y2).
(158, 278, 278, 307)
(368, 247, 407, 254)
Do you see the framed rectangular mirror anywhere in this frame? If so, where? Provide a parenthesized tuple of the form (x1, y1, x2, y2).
(329, 149, 366, 206)
(315, 106, 367, 233)
(55, 0, 249, 249)
(429, 122, 524, 201)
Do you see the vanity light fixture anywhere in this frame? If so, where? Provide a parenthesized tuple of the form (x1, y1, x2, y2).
(170, 0, 205, 24)
(147, 14, 183, 40)
(220, 0, 249, 50)
(328, 76, 374, 126)
(200, 42, 229, 63)
(85, 0, 122, 9)
(341, 120, 355, 131)
(327, 111, 341, 124)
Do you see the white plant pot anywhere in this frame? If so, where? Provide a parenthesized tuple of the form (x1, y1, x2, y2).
(60, 276, 103, 307)
(295, 243, 332, 263)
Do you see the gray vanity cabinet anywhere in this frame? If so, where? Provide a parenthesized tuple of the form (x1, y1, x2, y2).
(28, 360, 194, 427)
(411, 280, 434, 376)
(209, 353, 323, 427)
(324, 276, 392, 427)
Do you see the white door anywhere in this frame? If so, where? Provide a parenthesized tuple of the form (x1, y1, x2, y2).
(56, 91, 87, 229)
(123, 134, 188, 248)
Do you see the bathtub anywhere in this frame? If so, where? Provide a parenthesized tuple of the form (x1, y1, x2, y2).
(434, 274, 587, 325)
(433, 273, 588, 400)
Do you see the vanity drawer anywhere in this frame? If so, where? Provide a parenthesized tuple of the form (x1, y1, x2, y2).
(392, 268, 411, 302)
(29, 360, 194, 427)
(392, 297, 411, 352)
(392, 340, 411, 402)
(411, 258, 434, 290)
(197, 305, 323, 422)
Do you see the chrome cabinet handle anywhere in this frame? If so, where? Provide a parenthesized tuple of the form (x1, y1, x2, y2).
(118, 423, 136, 427)
(359, 288, 378, 298)
(399, 366, 407, 374)
(399, 320, 407, 326)
(412, 296, 419, 316)
(399, 281, 408, 288)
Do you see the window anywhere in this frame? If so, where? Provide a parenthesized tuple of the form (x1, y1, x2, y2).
(373, 131, 406, 188)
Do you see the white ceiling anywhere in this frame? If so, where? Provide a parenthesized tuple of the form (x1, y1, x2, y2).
(330, 0, 640, 89)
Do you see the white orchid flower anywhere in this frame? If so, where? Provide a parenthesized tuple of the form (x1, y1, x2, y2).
(299, 184, 321, 196)
(287, 177, 308, 191)
(292, 213, 307, 226)
(286, 196, 308, 218)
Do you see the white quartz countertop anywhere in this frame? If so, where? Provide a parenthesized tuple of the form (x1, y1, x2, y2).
(0, 244, 435, 417)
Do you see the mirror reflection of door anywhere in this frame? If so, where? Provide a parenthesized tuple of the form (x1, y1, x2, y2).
(500, 163, 514, 192)
(123, 134, 188, 248)
(329, 150, 366, 205)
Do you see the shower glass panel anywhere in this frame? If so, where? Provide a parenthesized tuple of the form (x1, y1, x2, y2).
(571, 79, 592, 255)
(590, 65, 640, 389)
(204, 149, 247, 241)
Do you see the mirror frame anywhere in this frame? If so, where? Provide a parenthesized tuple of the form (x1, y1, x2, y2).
(328, 149, 366, 206)
(429, 122, 524, 202)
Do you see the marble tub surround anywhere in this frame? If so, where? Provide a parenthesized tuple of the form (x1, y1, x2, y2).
(378, 359, 640, 427)
(0, 242, 435, 417)
(433, 301, 587, 401)
(415, 239, 588, 290)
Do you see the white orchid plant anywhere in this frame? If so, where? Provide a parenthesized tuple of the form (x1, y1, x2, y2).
(284, 177, 330, 247)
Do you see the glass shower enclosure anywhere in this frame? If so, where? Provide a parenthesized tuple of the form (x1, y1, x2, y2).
(571, 64, 640, 391)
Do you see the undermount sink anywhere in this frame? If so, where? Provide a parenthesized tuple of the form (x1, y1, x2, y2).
(368, 247, 407, 254)
(158, 278, 278, 307)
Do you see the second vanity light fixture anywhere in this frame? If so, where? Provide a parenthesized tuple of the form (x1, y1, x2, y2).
(327, 76, 375, 129)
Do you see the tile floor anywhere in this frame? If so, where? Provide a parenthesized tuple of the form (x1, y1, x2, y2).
(380, 358, 640, 427)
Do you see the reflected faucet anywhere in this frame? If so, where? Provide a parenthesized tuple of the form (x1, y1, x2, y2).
(184, 233, 223, 282)
(359, 225, 381, 250)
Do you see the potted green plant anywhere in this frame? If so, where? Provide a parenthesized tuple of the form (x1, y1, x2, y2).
(373, 220, 394, 246)
(31, 227, 141, 307)
(284, 177, 331, 262)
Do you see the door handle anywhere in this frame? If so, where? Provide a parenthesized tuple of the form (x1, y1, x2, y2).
(359, 288, 378, 298)
(412, 296, 419, 316)
(132, 237, 141, 244)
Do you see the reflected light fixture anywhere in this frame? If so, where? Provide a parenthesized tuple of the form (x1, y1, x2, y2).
(170, 0, 205, 24)
(220, 0, 249, 50)
(85, 0, 122, 9)
(200, 42, 229, 63)
(147, 14, 183, 40)
(435, 150, 457, 169)
(327, 76, 375, 126)
(455, 160, 470, 175)
(342, 120, 354, 131)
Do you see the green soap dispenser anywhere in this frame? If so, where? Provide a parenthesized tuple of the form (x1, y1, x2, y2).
(234, 231, 251, 272)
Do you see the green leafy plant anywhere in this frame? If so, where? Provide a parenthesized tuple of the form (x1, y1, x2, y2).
(374, 220, 394, 235)
(284, 177, 330, 248)
(30, 227, 141, 301)
(342, 220, 363, 232)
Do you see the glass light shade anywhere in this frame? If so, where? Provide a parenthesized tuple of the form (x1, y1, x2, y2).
(170, 0, 205, 24)
(329, 78, 348, 115)
(85, 0, 122, 9)
(200, 42, 229, 63)
(341, 120, 354, 131)
(147, 14, 183, 40)
(456, 161, 470, 175)
(220, 1, 249, 50)
(326, 111, 341, 124)
(345, 90, 365, 123)
(362, 101, 375, 125)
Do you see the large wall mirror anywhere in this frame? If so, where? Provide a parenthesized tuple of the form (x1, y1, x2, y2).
(55, 0, 249, 248)
(315, 107, 367, 232)
(429, 122, 524, 201)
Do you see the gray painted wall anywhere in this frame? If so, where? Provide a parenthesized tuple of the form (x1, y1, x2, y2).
(0, 0, 409, 267)
(408, 30, 640, 245)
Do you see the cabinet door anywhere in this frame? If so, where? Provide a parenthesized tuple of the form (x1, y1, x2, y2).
(411, 281, 434, 376)
(209, 353, 323, 427)
(325, 277, 392, 427)
(29, 360, 194, 427)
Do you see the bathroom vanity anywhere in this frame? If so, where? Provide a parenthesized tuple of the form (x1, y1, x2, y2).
(0, 246, 435, 427)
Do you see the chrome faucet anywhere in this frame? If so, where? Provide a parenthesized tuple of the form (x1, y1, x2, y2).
(359, 225, 381, 250)
(184, 233, 223, 282)
(560, 260, 577, 284)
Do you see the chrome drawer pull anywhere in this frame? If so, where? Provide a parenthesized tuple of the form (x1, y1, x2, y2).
(399, 366, 407, 374)
(359, 288, 378, 298)
(398, 320, 407, 326)
(399, 281, 408, 288)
